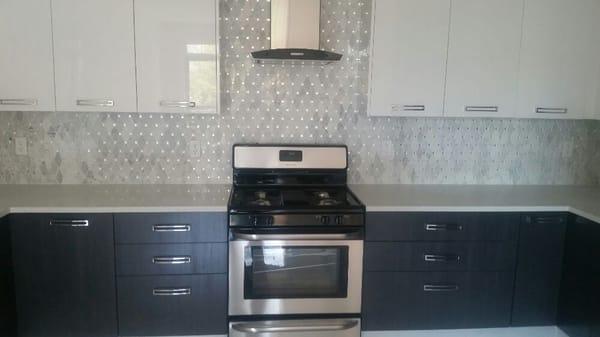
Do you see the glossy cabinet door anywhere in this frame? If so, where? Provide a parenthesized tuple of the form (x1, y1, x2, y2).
(444, 0, 523, 118)
(517, 0, 600, 119)
(368, 0, 451, 117)
(52, 0, 136, 112)
(0, 0, 55, 112)
(135, 0, 219, 114)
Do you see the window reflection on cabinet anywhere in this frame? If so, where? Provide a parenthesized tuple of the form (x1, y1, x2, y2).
(135, 0, 219, 114)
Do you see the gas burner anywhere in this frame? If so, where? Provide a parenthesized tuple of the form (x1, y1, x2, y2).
(314, 191, 341, 206)
(250, 191, 271, 206)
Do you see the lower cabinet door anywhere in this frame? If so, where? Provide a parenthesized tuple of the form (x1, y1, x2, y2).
(11, 213, 117, 337)
(117, 274, 227, 336)
(362, 271, 514, 331)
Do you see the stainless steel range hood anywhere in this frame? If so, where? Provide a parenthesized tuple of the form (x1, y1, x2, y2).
(251, 0, 342, 64)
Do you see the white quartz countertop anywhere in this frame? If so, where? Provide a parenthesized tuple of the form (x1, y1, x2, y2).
(0, 184, 599, 224)
(0, 184, 231, 217)
(351, 184, 600, 223)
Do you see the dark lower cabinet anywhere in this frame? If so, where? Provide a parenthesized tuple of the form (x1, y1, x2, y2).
(512, 213, 567, 326)
(557, 215, 600, 337)
(363, 271, 514, 330)
(0, 216, 16, 337)
(11, 213, 118, 337)
(117, 274, 227, 336)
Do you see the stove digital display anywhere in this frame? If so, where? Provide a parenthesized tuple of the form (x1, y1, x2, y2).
(279, 150, 303, 162)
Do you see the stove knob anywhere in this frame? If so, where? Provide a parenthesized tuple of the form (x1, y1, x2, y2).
(320, 216, 330, 225)
(249, 216, 258, 226)
(335, 216, 344, 225)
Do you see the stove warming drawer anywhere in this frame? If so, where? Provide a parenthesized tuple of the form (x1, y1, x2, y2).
(229, 318, 361, 337)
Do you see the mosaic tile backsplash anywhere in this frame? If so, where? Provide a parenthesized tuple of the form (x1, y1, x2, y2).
(0, 0, 599, 185)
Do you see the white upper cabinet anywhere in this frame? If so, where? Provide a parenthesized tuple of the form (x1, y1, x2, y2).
(135, 0, 219, 114)
(52, 0, 136, 112)
(0, 0, 55, 112)
(444, 0, 524, 118)
(368, 0, 451, 117)
(517, 0, 600, 119)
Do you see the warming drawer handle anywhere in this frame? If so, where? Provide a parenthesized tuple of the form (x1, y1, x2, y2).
(152, 288, 191, 296)
(424, 254, 461, 263)
(152, 224, 191, 232)
(152, 256, 192, 265)
(423, 284, 460, 292)
(49, 220, 89, 228)
(231, 320, 359, 333)
(424, 223, 463, 232)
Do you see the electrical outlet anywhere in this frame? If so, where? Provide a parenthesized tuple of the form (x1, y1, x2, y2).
(15, 137, 28, 156)
(189, 140, 202, 158)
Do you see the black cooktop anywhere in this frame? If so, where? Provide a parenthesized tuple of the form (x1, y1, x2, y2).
(229, 186, 364, 213)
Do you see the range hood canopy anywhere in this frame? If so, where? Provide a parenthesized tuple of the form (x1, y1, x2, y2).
(252, 0, 342, 64)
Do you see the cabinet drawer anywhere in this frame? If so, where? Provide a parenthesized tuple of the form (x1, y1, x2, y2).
(365, 242, 517, 272)
(117, 274, 227, 336)
(115, 213, 226, 244)
(116, 243, 227, 276)
(366, 212, 519, 241)
(363, 271, 513, 330)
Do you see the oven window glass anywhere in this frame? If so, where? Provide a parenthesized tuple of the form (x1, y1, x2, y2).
(244, 246, 349, 299)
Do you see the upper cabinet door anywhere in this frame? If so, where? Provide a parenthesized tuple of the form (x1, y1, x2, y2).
(0, 0, 55, 112)
(444, 0, 524, 118)
(517, 0, 600, 119)
(368, 0, 451, 117)
(135, 0, 219, 114)
(52, 0, 136, 112)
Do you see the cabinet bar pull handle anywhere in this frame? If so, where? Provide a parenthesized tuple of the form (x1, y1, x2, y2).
(152, 288, 191, 296)
(465, 106, 498, 112)
(527, 216, 565, 224)
(49, 220, 89, 227)
(152, 224, 191, 232)
(424, 284, 459, 292)
(536, 107, 567, 114)
(160, 101, 196, 108)
(76, 99, 114, 107)
(152, 256, 192, 265)
(425, 223, 463, 232)
(403, 105, 426, 111)
(424, 254, 461, 262)
(0, 99, 38, 106)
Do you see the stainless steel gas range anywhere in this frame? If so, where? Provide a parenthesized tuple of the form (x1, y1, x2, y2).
(227, 144, 365, 337)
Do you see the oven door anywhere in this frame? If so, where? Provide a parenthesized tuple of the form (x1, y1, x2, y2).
(228, 230, 363, 316)
(229, 318, 361, 337)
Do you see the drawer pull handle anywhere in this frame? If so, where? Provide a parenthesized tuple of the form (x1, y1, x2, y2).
(152, 224, 191, 232)
(424, 284, 459, 292)
(425, 224, 463, 232)
(0, 99, 38, 106)
(465, 105, 498, 112)
(76, 99, 114, 107)
(527, 216, 565, 224)
(153, 288, 191, 296)
(424, 254, 461, 263)
(536, 107, 567, 114)
(49, 220, 89, 227)
(152, 256, 192, 265)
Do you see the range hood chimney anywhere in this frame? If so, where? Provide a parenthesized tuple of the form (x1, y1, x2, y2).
(252, 0, 342, 64)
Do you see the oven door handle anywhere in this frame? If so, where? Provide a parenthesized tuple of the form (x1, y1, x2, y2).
(231, 320, 359, 333)
(230, 232, 360, 241)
